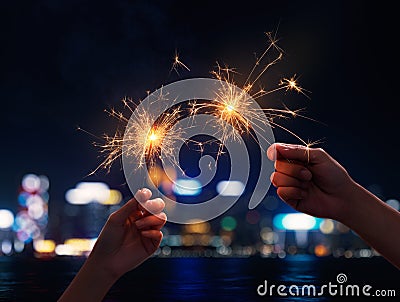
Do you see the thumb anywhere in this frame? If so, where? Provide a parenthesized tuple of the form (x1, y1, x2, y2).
(267, 143, 326, 165)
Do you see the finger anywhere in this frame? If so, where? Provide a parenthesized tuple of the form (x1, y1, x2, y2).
(267, 144, 278, 161)
(109, 188, 152, 224)
(277, 186, 307, 202)
(270, 172, 309, 189)
(135, 212, 167, 230)
(275, 160, 312, 181)
(140, 198, 165, 216)
(141, 230, 163, 242)
(268, 143, 327, 164)
(135, 188, 152, 203)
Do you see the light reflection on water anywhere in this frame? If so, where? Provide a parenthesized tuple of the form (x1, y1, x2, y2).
(0, 256, 398, 301)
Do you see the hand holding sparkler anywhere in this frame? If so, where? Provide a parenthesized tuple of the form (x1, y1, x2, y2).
(59, 188, 167, 302)
(267, 143, 353, 220)
(268, 143, 400, 269)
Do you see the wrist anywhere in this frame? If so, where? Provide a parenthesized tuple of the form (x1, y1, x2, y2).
(58, 255, 121, 302)
(335, 179, 365, 226)
(84, 254, 121, 286)
(338, 180, 371, 228)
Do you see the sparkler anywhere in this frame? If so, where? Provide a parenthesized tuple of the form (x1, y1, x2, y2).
(90, 31, 318, 175)
(91, 97, 184, 175)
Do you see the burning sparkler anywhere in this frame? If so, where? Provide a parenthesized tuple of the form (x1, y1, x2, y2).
(93, 97, 185, 174)
(90, 31, 316, 176)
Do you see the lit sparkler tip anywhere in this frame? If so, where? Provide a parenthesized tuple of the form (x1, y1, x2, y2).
(226, 104, 235, 112)
(148, 132, 158, 141)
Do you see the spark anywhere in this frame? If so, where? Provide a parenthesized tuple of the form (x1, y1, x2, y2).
(89, 98, 184, 175)
(280, 75, 311, 99)
(90, 32, 321, 174)
(171, 50, 190, 75)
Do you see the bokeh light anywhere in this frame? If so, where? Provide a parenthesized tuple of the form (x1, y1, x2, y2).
(65, 182, 122, 205)
(216, 180, 244, 196)
(101, 190, 122, 205)
(55, 238, 97, 256)
(314, 244, 330, 257)
(13, 240, 25, 253)
(319, 219, 335, 234)
(0, 209, 14, 229)
(1, 240, 12, 255)
(246, 210, 260, 224)
(173, 179, 202, 196)
(184, 220, 211, 233)
(34, 239, 56, 254)
(273, 213, 321, 231)
(22, 174, 41, 193)
(38, 175, 50, 192)
(221, 216, 237, 231)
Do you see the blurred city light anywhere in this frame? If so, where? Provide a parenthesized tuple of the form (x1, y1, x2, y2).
(319, 219, 335, 234)
(38, 175, 50, 192)
(0, 209, 14, 229)
(33, 239, 56, 254)
(314, 244, 330, 257)
(260, 227, 279, 244)
(55, 244, 80, 256)
(12, 173, 50, 247)
(65, 182, 122, 205)
(221, 216, 237, 231)
(102, 190, 122, 205)
(0, 169, 389, 260)
(1, 240, 12, 255)
(13, 240, 25, 253)
(216, 180, 244, 196)
(184, 220, 211, 233)
(246, 210, 260, 224)
(273, 213, 321, 230)
(55, 238, 97, 256)
(22, 174, 41, 193)
(172, 179, 202, 196)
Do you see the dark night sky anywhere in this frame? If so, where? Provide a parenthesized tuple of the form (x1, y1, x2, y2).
(1, 0, 399, 216)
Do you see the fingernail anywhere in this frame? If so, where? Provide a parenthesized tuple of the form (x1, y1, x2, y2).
(157, 212, 167, 220)
(267, 145, 277, 161)
(135, 189, 147, 202)
(141, 188, 150, 193)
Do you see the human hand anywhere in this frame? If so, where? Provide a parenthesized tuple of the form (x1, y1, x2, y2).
(267, 143, 357, 220)
(58, 189, 166, 302)
(87, 188, 166, 280)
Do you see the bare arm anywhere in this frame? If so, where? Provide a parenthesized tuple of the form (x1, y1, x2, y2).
(267, 143, 400, 269)
(58, 188, 167, 301)
(341, 181, 400, 269)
